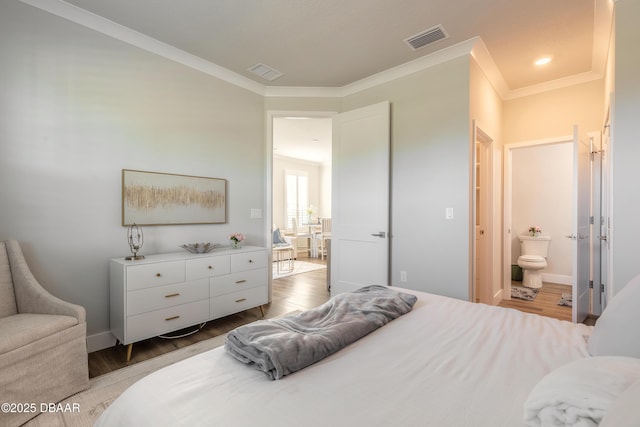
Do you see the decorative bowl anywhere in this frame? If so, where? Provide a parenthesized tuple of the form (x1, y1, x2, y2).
(180, 243, 219, 253)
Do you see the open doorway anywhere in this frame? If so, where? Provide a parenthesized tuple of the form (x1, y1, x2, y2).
(503, 136, 574, 320)
(268, 112, 333, 284)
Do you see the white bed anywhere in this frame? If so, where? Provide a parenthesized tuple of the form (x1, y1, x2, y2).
(95, 284, 640, 427)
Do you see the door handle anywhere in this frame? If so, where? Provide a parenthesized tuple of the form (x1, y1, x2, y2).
(371, 232, 386, 238)
(565, 234, 576, 240)
(599, 235, 608, 241)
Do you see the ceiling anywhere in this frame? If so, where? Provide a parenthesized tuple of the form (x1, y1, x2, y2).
(54, 0, 613, 162)
(273, 117, 333, 164)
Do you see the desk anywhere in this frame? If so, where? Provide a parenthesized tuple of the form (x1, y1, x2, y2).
(273, 245, 294, 274)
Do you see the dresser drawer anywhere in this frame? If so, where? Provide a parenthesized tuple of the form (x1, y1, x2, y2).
(185, 255, 230, 281)
(210, 267, 267, 297)
(210, 286, 268, 319)
(126, 299, 209, 343)
(230, 250, 266, 272)
(126, 278, 209, 316)
(126, 261, 185, 291)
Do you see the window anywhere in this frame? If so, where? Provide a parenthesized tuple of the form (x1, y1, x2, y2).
(285, 170, 309, 229)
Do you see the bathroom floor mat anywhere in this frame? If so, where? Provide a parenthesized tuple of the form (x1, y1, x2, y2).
(511, 285, 539, 301)
(557, 292, 573, 307)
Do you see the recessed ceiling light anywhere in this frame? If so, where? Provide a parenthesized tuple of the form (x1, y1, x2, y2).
(535, 57, 552, 66)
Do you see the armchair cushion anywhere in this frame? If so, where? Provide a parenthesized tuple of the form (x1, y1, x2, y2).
(0, 242, 18, 318)
(0, 313, 78, 355)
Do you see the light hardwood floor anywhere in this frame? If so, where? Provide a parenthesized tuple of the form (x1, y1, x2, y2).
(89, 263, 592, 378)
(498, 281, 597, 325)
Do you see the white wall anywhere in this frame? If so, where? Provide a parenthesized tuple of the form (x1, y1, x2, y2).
(503, 80, 604, 143)
(342, 56, 472, 301)
(511, 142, 573, 282)
(611, 0, 640, 295)
(469, 57, 504, 301)
(0, 1, 265, 346)
(272, 155, 323, 231)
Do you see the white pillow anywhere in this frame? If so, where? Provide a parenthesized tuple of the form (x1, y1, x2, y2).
(600, 378, 640, 427)
(588, 273, 640, 357)
(524, 356, 640, 427)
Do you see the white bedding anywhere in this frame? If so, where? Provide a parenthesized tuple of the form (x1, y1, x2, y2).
(96, 288, 592, 427)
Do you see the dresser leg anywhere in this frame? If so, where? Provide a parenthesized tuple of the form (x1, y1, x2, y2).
(259, 305, 265, 317)
(126, 343, 133, 362)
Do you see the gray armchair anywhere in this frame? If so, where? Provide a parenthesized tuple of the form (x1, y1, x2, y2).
(0, 240, 89, 426)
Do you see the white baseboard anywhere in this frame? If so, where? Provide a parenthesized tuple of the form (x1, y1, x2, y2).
(542, 273, 572, 286)
(87, 331, 117, 353)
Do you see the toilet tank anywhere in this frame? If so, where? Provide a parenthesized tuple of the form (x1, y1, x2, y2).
(519, 235, 551, 257)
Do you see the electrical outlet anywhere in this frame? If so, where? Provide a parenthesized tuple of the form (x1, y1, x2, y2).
(400, 271, 407, 282)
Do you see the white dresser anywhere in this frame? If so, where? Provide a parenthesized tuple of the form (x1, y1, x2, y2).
(110, 246, 267, 360)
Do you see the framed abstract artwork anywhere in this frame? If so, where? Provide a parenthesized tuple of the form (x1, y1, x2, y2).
(122, 169, 226, 225)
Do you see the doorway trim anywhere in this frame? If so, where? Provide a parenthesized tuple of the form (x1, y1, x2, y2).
(471, 121, 495, 304)
(502, 135, 573, 300)
(266, 109, 337, 286)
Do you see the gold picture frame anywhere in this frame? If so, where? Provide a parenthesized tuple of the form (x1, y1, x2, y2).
(122, 169, 226, 226)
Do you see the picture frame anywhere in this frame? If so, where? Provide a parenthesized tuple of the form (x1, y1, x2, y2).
(122, 169, 226, 226)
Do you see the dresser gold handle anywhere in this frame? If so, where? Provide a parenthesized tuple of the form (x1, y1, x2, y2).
(165, 315, 180, 321)
(248, 259, 253, 263)
(156, 273, 161, 277)
(208, 265, 213, 269)
(235, 279, 247, 284)
(235, 298, 247, 303)
(164, 293, 180, 298)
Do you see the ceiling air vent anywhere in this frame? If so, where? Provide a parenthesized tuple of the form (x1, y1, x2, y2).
(404, 25, 449, 51)
(248, 63, 284, 81)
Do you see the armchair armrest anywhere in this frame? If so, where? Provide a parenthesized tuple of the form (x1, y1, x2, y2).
(6, 241, 85, 323)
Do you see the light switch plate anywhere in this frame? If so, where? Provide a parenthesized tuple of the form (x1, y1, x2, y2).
(446, 207, 454, 219)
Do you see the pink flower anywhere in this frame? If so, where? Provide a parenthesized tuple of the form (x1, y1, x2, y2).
(229, 233, 245, 242)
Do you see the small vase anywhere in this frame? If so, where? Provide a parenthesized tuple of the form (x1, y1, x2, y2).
(231, 240, 240, 249)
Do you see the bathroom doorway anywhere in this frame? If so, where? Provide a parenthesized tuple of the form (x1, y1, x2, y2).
(503, 136, 574, 301)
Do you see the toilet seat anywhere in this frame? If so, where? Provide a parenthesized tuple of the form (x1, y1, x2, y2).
(518, 255, 545, 263)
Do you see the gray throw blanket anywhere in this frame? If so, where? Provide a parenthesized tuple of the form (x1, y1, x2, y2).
(224, 285, 417, 380)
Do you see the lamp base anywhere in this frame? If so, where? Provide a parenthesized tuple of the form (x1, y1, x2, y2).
(125, 255, 145, 261)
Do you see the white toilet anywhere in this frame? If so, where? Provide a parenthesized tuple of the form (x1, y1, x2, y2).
(517, 235, 551, 289)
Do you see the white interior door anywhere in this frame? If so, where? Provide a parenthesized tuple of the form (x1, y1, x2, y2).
(591, 132, 604, 316)
(572, 125, 590, 323)
(330, 101, 390, 296)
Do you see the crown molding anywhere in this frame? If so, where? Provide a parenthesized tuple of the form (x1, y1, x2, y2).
(470, 38, 510, 99)
(341, 38, 477, 96)
(21, 0, 606, 101)
(263, 86, 343, 98)
(265, 38, 479, 98)
(504, 71, 603, 100)
(18, 0, 267, 95)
